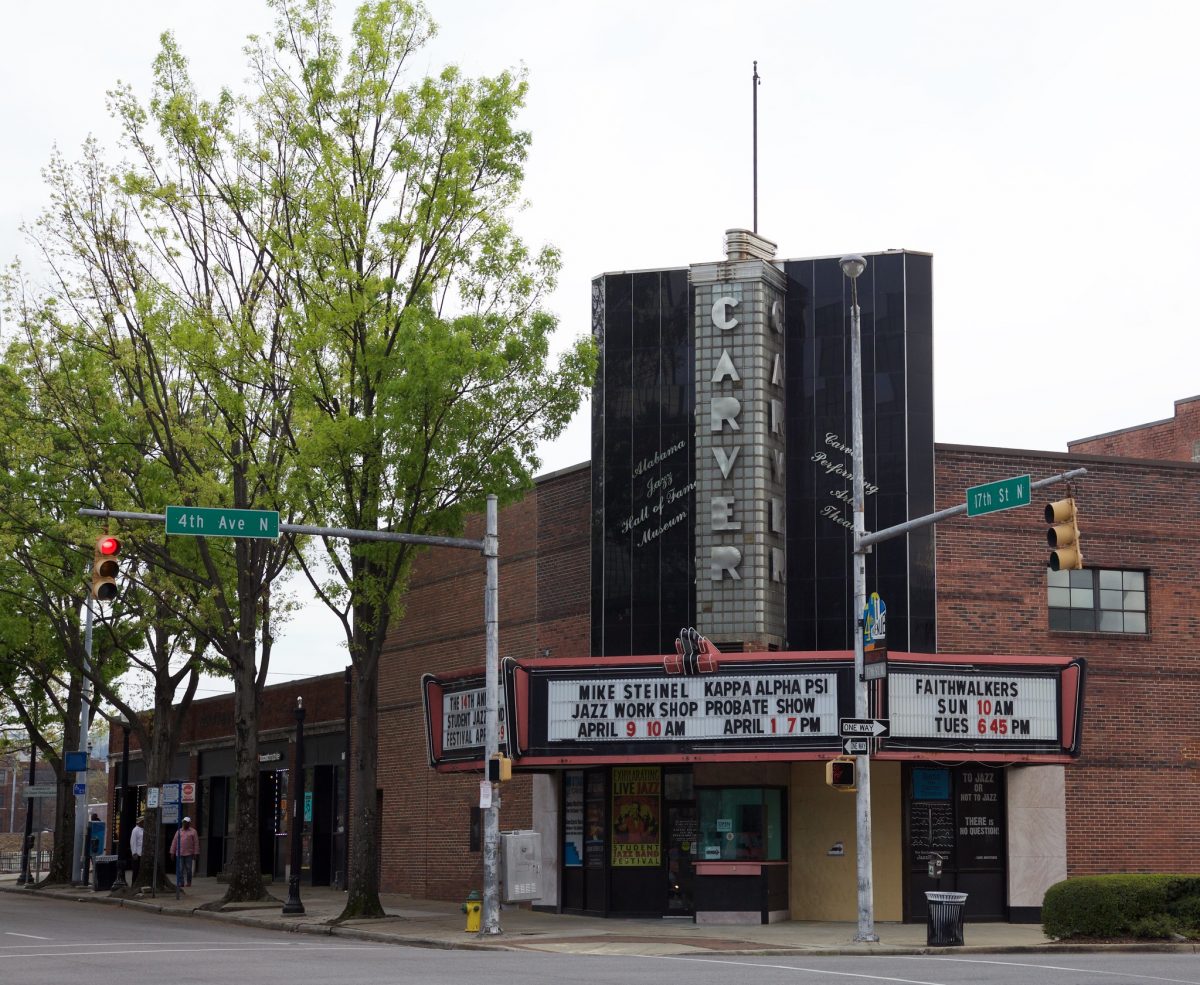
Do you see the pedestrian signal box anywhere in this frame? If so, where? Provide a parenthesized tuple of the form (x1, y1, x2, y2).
(826, 757, 857, 791)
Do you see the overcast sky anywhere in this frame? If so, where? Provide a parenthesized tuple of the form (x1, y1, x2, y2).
(3, 1, 1197, 695)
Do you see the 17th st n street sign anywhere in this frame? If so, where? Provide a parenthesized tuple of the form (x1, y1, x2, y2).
(966, 474, 1031, 517)
(165, 505, 279, 540)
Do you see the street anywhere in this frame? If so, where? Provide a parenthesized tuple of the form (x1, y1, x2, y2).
(2, 893, 1198, 985)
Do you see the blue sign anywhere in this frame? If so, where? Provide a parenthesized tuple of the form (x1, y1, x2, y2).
(72, 782, 86, 796)
(304, 791, 313, 823)
(863, 593, 887, 649)
(65, 751, 88, 773)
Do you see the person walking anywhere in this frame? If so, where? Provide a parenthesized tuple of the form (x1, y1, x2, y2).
(169, 816, 200, 888)
(129, 816, 144, 883)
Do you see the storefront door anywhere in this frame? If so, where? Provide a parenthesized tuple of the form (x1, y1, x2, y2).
(905, 764, 1007, 921)
(665, 804, 697, 915)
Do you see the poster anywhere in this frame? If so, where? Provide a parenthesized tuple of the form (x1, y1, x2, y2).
(563, 771, 584, 867)
(612, 766, 660, 867)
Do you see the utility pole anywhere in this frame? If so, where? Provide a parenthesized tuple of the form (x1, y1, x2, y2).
(838, 256, 1088, 940)
(71, 601, 93, 887)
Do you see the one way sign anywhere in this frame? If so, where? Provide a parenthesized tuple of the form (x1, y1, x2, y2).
(842, 737, 871, 756)
(839, 717, 889, 738)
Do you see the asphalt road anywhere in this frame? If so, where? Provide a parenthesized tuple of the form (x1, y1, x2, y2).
(2, 893, 1198, 985)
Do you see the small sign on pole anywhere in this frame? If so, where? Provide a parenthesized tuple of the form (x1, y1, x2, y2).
(72, 782, 86, 796)
(146, 787, 160, 809)
(181, 782, 196, 804)
(65, 751, 88, 773)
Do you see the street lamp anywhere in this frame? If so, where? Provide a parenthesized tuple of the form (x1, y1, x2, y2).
(282, 696, 306, 915)
(839, 254, 879, 943)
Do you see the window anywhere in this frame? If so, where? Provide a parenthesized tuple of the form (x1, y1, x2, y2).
(697, 787, 784, 861)
(1047, 568, 1147, 633)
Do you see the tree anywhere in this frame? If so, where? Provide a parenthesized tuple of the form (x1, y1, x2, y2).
(250, 0, 595, 918)
(7, 32, 304, 900)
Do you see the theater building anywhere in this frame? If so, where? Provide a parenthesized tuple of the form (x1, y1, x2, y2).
(393, 232, 1199, 924)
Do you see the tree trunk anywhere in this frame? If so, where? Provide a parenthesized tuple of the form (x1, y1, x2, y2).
(220, 655, 267, 902)
(338, 651, 383, 920)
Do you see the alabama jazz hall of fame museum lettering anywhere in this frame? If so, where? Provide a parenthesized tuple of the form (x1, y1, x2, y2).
(422, 230, 1087, 925)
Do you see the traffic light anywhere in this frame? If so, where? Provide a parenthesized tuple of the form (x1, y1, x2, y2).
(91, 535, 121, 601)
(1045, 498, 1082, 571)
(825, 757, 857, 791)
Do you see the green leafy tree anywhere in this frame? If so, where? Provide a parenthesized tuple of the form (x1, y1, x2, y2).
(7, 35, 304, 900)
(251, 0, 595, 918)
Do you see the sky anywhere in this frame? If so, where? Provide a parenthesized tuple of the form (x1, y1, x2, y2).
(2, 1, 1197, 697)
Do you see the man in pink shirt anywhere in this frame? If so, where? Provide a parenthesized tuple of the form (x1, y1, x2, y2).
(169, 816, 200, 887)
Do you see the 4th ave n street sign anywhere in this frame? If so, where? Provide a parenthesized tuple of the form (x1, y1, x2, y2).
(165, 505, 279, 540)
(966, 474, 1031, 517)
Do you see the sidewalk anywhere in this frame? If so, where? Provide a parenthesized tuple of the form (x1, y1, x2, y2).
(0, 871, 1185, 956)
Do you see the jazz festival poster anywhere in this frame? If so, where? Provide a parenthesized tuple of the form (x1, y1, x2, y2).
(612, 765, 660, 866)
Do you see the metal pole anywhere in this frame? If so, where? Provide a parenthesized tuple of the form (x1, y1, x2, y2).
(752, 61, 760, 233)
(72, 601, 93, 886)
(283, 697, 306, 915)
(479, 495, 501, 936)
(842, 255, 879, 943)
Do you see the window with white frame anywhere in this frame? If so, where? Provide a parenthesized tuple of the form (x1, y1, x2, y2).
(1047, 568, 1147, 633)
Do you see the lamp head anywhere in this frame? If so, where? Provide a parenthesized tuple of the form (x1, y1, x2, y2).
(839, 255, 866, 279)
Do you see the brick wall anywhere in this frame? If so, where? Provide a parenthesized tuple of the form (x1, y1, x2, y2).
(1068, 395, 1200, 463)
(377, 464, 591, 898)
(935, 444, 1200, 876)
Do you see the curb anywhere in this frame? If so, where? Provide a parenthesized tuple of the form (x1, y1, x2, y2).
(3, 885, 1197, 956)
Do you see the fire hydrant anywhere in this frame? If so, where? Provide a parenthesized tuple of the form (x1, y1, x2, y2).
(462, 889, 482, 932)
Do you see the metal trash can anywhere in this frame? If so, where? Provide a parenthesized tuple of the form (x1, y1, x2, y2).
(924, 891, 967, 946)
(92, 855, 120, 892)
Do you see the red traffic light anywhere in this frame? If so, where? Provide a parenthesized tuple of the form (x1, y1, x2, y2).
(92, 535, 122, 601)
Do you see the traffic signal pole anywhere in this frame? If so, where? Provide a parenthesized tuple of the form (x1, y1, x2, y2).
(79, 497, 506, 933)
(839, 256, 1087, 943)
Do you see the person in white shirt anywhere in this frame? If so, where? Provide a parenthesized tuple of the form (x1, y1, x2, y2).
(130, 816, 144, 882)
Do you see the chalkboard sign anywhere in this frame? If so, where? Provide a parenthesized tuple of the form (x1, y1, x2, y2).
(910, 800, 954, 863)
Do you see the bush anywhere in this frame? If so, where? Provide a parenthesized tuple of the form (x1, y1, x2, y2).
(1043, 875, 1200, 940)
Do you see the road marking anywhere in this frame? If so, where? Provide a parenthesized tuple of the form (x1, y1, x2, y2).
(4, 934, 51, 940)
(0, 944, 387, 960)
(648, 955, 948, 985)
(904, 956, 1200, 985)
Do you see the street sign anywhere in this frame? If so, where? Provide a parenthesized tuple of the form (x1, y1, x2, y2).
(181, 782, 196, 804)
(863, 593, 886, 650)
(842, 737, 871, 756)
(64, 750, 88, 772)
(966, 474, 1031, 517)
(165, 505, 280, 540)
(863, 646, 888, 682)
(72, 782, 86, 796)
(840, 717, 890, 738)
(24, 783, 56, 799)
(146, 787, 160, 809)
(162, 802, 180, 824)
(162, 782, 180, 803)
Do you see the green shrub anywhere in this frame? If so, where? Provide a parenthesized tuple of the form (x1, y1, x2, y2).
(1042, 874, 1200, 940)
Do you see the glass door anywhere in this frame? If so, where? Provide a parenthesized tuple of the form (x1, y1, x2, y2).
(665, 805, 697, 915)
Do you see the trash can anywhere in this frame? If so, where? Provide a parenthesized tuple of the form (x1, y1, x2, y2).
(924, 891, 967, 946)
(93, 855, 120, 892)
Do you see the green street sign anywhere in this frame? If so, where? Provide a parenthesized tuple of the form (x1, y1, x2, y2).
(966, 474, 1031, 517)
(165, 505, 280, 540)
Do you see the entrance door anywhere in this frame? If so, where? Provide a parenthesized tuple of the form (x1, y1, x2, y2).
(905, 764, 1007, 921)
(665, 805, 697, 915)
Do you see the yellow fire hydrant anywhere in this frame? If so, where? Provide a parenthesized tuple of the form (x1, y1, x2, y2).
(462, 889, 482, 932)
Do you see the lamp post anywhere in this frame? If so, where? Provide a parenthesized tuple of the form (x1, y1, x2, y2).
(16, 736, 36, 885)
(282, 696, 306, 915)
(840, 254, 879, 943)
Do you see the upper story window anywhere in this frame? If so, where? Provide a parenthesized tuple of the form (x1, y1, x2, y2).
(1047, 568, 1147, 633)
